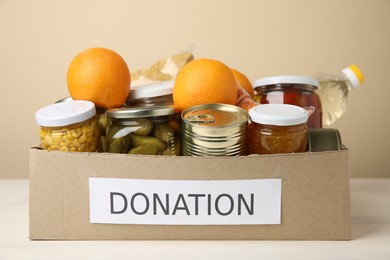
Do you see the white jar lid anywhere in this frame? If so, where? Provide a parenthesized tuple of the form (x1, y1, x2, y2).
(35, 100, 96, 127)
(249, 104, 308, 126)
(129, 80, 174, 99)
(253, 76, 319, 89)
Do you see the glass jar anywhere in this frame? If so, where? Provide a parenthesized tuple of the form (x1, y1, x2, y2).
(54, 96, 110, 153)
(105, 106, 180, 155)
(247, 104, 308, 155)
(35, 100, 101, 152)
(253, 76, 322, 128)
(125, 80, 174, 107)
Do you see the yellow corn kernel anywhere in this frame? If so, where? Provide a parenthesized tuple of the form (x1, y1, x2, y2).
(71, 128, 81, 138)
(44, 135, 53, 145)
(72, 139, 80, 147)
(79, 134, 87, 144)
(59, 145, 70, 151)
(77, 144, 86, 152)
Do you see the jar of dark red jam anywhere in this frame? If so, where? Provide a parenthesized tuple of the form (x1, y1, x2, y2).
(247, 104, 308, 155)
(253, 76, 322, 128)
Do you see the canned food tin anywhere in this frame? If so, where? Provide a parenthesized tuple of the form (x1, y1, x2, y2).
(307, 128, 342, 152)
(181, 104, 248, 156)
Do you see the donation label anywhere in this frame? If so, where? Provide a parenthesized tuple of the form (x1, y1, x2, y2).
(89, 178, 281, 225)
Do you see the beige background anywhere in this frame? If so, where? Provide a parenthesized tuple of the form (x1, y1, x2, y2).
(1, 0, 389, 178)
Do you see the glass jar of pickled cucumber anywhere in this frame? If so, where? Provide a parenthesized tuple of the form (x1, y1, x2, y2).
(35, 100, 101, 152)
(105, 106, 180, 155)
(247, 104, 309, 155)
(125, 81, 174, 107)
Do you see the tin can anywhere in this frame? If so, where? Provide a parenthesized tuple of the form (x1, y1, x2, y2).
(181, 104, 248, 156)
(307, 128, 343, 152)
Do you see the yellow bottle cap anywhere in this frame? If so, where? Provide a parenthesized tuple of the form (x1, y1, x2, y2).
(342, 64, 365, 89)
(348, 64, 365, 84)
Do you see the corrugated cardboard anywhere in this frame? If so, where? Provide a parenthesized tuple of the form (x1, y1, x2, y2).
(29, 147, 351, 240)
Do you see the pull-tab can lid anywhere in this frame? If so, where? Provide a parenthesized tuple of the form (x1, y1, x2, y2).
(182, 103, 248, 127)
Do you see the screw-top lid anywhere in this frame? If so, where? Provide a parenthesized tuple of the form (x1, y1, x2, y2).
(342, 64, 365, 89)
(106, 106, 176, 119)
(128, 80, 174, 100)
(253, 76, 319, 89)
(35, 100, 96, 127)
(249, 104, 308, 126)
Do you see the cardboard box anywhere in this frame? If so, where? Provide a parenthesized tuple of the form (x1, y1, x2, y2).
(29, 146, 351, 240)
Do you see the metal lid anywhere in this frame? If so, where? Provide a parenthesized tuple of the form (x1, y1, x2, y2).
(182, 103, 248, 127)
(249, 104, 308, 126)
(106, 106, 176, 119)
(307, 128, 342, 152)
(253, 76, 319, 89)
(55, 96, 73, 103)
(35, 100, 96, 127)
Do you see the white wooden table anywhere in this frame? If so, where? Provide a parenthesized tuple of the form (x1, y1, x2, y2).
(1, 178, 389, 260)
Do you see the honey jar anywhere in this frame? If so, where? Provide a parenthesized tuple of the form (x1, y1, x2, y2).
(253, 76, 322, 128)
(247, 104, 308, 155)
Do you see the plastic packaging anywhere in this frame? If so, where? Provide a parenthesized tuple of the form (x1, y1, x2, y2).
(316, 64, 365, 125)
(236, 84, 260, 111)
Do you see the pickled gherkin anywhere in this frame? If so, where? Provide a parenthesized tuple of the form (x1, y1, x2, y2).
(133, 118, 153, 136)
(153, 123, 174, 142)
(128, 145, 162, 155)
(108, 135, 131, 153)
(106, 125, 124, 145)
(130, 135, 166, 151)
(105, 106, 180, 156)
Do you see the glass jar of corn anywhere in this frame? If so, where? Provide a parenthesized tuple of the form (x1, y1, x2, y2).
(35, 100, 101, 152)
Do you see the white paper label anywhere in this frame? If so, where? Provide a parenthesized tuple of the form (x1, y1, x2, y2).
(89, 178, 281, 225)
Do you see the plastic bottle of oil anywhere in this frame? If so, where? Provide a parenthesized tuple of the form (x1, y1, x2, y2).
(316, 64, 365, 126)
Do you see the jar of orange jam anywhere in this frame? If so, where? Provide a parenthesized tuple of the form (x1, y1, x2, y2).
(247, 104, 308, 155)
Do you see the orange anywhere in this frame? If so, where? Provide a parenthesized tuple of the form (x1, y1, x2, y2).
(67, 47, 131, 109)
(230, 68, 254, 97)
(173, 58, 237, 111)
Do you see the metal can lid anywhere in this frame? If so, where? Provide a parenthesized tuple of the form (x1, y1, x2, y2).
(307, 128, 342, 152)
(35, 100, 96, 127)
(253, 76, 319, 89)
(106, 106, 176, 119)
(249, 104, 308, 126)
(182, 103, 248, 127)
